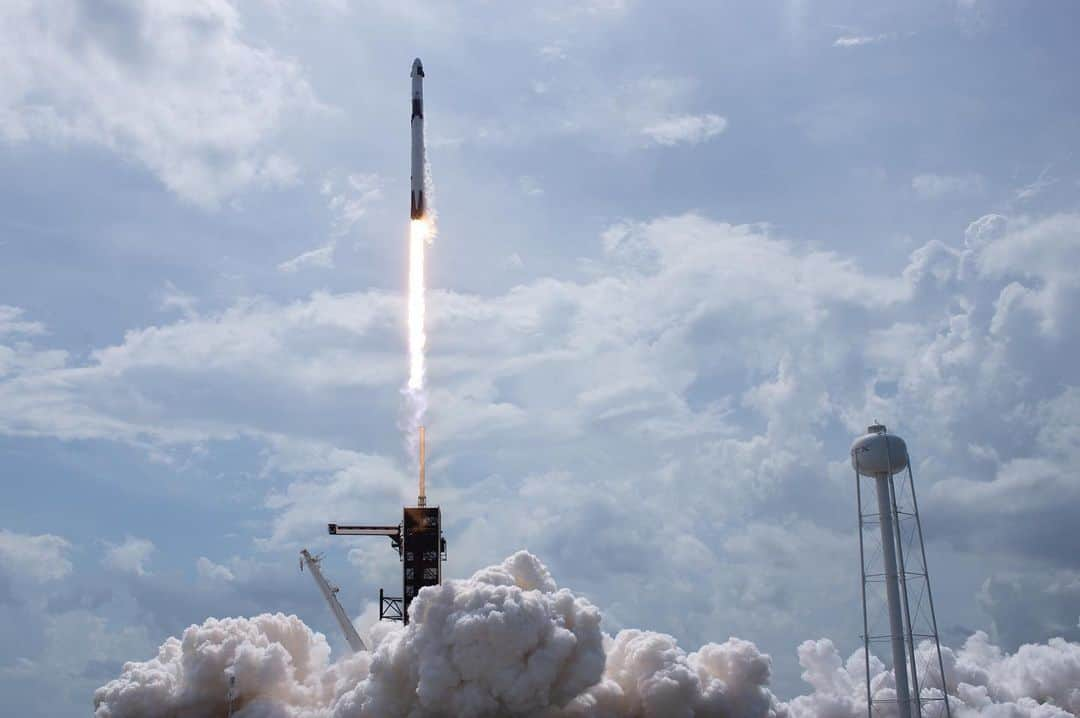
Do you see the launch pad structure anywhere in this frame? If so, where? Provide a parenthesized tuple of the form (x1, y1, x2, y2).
(328, 426, 446, 624)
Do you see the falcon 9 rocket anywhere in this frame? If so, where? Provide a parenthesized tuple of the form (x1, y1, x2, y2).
(410, 58, 426, 220)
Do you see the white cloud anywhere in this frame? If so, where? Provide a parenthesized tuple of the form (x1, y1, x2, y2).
(539, 44, 567, 61)
(158, 282, 198, 318)
(0, 306, 45, 336)
(0, 529, 72, 582)
(0, 0, 320, 206)
(642, 113, 727, 146)
(977, 213, 1080, 336)
(0, 211, 1073, 528)
(519, 175, 545, 196)
(275, 172, 385, 273)
(18, 609, 155, 702)
(0, 291, 402, 446)
(468, 72, 727, 152)
(964, 213, 1008, 249)
(537, 0, 629, 23)
(196, 556, 235, 582)
(912, 172, 984, 198)
(277, 241, 336, 273)
(323, 173, 384, 237)
(102, 536, 155, 576)
(2, 209, 1080, 678)
(262, 445, 410, 548)
(1014, 165, 1056, 203)
(978, 570, 1080, 648)
(833, 34, 889, 47)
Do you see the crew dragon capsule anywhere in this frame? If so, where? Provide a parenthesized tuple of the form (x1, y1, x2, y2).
(410, 58, 427, 220)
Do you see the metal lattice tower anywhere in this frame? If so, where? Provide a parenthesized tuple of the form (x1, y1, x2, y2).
(852, 424, 951, 718)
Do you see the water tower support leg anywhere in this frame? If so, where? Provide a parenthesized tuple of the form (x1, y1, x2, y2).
(876, 475, 913, 718)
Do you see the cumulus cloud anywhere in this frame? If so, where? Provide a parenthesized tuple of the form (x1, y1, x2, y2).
(978, 571, 1080, 650)
(3, 208, 1078, 567)
(0, 291, 402, 447)
(103, 537, 155, 577)
(196, 557, 236, 583)
(642, 114, 728, 146)
(158, 282, 199, 318)
(0, 305, 46, 336)
(0, 529, 72, 582)
(0, 0, 319, 206)
(975, 213, 1080, 336)
(4, 209, 1080, 695)
(93, 552, 1080, 717)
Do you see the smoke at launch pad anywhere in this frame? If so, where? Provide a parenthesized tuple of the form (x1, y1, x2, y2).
(93, 551, 1080, 717)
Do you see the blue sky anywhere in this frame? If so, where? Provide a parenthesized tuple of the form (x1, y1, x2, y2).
(2, 1, 1080, 715)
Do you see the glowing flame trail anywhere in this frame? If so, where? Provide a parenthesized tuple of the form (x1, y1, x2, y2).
(404, 216, 433, 473)
(407, 218, 430, 394)
(405, 54, 433, 473)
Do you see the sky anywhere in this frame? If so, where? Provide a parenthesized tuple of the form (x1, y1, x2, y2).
(2, 0, 1080, 715)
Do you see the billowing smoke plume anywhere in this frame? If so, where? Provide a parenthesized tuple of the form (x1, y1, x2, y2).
(94, 552, 1080, 717)
(787, 633, 1080, 717)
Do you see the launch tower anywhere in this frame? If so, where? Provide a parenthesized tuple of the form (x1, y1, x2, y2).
(329, 427, 446, 624)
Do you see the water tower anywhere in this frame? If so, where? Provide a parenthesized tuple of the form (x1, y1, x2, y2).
(851, 424, 951, 718)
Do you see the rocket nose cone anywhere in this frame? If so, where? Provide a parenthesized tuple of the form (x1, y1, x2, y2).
(411, 58, 424, 78)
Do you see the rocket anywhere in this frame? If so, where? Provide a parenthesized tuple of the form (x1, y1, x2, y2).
(410, 58, 426, 220)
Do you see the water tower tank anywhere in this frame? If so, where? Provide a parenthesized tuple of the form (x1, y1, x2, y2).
(850, 423, 908, 477)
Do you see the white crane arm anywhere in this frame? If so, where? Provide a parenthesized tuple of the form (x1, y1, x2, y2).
(300, 549, 367, 653)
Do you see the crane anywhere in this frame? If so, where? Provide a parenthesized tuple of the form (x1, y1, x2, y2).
(299, 549, 367, 652)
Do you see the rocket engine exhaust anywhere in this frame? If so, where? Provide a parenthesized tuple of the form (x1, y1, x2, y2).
(418, 425, 426, 506)
(404, 58, 434, 473)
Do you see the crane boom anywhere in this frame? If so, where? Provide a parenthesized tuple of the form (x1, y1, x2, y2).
(300, 549, 367, 653)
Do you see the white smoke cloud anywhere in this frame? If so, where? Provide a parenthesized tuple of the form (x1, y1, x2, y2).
(788, 632, 1080, 718)
(93, 552, 1080, 717)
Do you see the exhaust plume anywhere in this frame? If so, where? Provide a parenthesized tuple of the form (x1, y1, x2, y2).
(401, 217, 433, 462)
(94, 551, 1080, 718)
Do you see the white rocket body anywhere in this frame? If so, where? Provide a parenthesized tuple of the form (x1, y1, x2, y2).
(410, 58, 426, 220)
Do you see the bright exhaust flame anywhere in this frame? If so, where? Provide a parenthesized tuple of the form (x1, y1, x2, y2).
(404, 216, 434, 463)
(407, 218, 430, 394)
